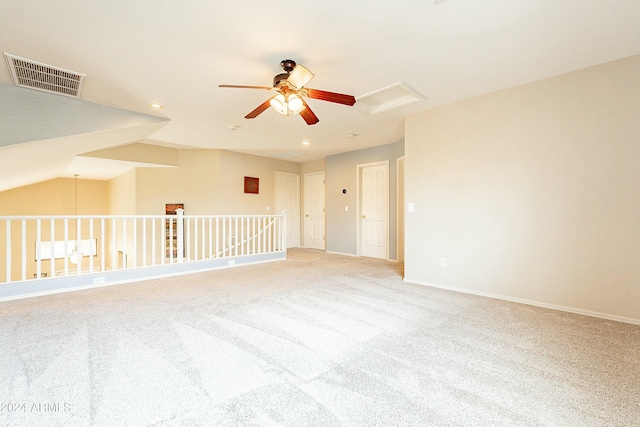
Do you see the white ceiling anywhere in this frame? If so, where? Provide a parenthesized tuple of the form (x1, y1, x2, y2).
(0, 0, 639, 191)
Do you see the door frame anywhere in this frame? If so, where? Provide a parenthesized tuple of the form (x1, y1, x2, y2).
(356, 160, 389, 259)
(396, 156, 405, 265)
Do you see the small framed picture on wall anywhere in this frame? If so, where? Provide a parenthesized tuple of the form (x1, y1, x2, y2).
(244, 176, 259, 194)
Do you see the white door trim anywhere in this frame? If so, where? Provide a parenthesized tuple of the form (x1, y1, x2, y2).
(356, 160, 389, 259)
(397, 156, 405, 266)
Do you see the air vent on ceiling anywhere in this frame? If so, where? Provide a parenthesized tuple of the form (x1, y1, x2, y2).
(4, 53, 86, 98)
(355, 82, 425, 115)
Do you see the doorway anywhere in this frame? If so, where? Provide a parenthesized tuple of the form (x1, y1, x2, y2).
(357, 161, 389, 259)
(304, 172, 325, 250)
(274, 171, 300, 248)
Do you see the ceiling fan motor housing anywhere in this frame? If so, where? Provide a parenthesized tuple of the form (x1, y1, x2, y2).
(273, 73, 290, 88)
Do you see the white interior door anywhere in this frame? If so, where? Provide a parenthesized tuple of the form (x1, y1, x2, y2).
(304, 172, 325, 250)
(274, 172, 300, 248)
(360, 163, 388, 259)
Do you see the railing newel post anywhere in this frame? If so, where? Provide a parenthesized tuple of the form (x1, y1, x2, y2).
(176, 208, 184, 262)
(282, 210, 287, 252)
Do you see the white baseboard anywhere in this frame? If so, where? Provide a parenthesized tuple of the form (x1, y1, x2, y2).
(403, 277, 640, 326)
(325, 251, 399, 263)
(325, 250, 358, 257)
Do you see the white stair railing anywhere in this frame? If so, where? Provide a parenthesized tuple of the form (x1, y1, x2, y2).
(0, 212, 286, 285)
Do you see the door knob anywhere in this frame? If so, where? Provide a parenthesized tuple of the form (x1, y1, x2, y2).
(362, 215, 366, 219)
(305, 214, 309, 217)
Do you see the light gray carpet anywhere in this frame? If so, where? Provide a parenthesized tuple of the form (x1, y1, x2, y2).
(1, 248, 639, 426)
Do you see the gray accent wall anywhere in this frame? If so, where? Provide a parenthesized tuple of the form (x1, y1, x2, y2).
(326, 141, 404, 258)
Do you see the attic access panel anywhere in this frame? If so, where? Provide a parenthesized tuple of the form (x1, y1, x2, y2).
(355, 82, 425, 115)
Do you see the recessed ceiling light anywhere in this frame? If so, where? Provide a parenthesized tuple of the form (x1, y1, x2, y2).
(347, 133, 359, 138)
(228, 125, 240, 131)
(302, 141, 310, 145)
(149, 102, 164, 109)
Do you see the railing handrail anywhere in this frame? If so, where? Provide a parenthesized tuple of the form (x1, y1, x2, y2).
(0, 214, 284, 220)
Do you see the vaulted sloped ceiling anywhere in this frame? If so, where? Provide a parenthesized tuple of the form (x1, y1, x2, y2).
(0, 83, 168, 147)
(0, 83, 170, 192)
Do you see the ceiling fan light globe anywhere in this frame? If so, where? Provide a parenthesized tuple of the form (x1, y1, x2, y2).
(290, 103, 306, 115)
(269, 94, 287, 115)
(288, 95, 305, 113)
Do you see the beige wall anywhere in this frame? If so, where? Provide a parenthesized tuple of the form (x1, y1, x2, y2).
(218, 150, 300, 215)
(130, 149, 301, 216)
(0, 148, 306, 218)
(300, 159, 326, 176)
(0, 177, 108, 216)
(108, 170, 136, 215)
(404, 55, 640, 322)
(134, 150, 220, 215)
(0, 178, 109, 279)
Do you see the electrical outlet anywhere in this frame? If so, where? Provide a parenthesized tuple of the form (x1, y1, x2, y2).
(440, 258, 447, 267)
(93, 277, 106, 284)
(228, 260, 235, 266)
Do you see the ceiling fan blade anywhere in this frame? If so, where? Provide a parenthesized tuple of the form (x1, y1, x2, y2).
(245, 98, 272, 119)
(286, 64, 314, 89)
(304, 88, 356, 106)
(219, 84, 273, 90)
(299, 99, 319, 125)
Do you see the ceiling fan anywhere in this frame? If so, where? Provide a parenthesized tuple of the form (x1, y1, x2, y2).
(219, 59, 356, 125)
